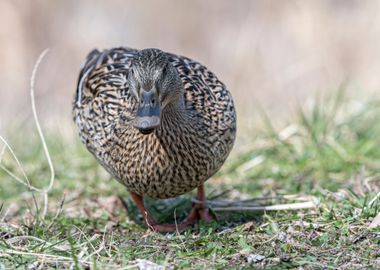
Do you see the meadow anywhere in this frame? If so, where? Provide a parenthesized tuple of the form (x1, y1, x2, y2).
(1, 89, 379, 269)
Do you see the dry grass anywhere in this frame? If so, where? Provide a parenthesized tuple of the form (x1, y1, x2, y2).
(0, 54, 380, 269)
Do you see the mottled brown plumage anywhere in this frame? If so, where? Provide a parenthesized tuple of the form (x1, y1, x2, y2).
(73, 47, 236, 230)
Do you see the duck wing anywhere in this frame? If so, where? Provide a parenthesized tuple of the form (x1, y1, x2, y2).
(73, 47, 138, 155)
(169, 54, 237, 155)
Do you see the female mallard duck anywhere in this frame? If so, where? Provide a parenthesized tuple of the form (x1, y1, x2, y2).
(73, 47, 236, 232)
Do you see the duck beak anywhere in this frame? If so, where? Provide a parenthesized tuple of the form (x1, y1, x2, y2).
(133, 89, 161, 135)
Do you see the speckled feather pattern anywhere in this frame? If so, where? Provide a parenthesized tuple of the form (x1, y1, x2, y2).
(73, 47, 236, 199)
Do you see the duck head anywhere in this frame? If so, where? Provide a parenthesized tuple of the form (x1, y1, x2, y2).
(128, 48, 183, 135)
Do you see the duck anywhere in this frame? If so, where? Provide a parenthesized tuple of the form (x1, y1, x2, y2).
(73, 47, 236, 232)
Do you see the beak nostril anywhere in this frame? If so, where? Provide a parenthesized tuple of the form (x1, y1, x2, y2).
(141, 120, 149, 128)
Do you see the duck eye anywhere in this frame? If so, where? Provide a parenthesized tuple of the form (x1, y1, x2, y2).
(162, 66, 167, 75)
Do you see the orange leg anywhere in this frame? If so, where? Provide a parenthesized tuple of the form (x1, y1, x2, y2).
(127, 184, 214, 232)
(182, 184, 214, 224)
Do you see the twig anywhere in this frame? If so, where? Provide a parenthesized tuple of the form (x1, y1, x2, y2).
(0, 144, 6, 163)
(0, 49, 54, 221)
(368, 191, 380, 208)
(0, 249, 93, 266)
(173, 208, 181, 236)
(213, 200, 318, 212)
(193, 194, 317, 207)
(108, 232, 114, 257)
(237, 155, 265, 173)
(0, 136, 37, 191)
(71, 225, 99, 252)
(83, 225, 108, 261)
(6, 236, 70, 252)
(0, 163, 40, 192)
(46, 195, 66, 230)
(30, 49, 54, 218)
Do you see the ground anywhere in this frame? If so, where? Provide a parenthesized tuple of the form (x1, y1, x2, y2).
(0, 94, 380, 269)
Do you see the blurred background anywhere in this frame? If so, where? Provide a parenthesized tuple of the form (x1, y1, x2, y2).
(1, 0, 380, 133)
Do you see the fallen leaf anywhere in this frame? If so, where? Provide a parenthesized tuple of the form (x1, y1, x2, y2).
(246, 254, 265, 264)
(369, 212, 380, 228)
(133, 259, 164, 270)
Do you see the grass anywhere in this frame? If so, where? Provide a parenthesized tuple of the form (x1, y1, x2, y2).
(1, 94, 380, 269)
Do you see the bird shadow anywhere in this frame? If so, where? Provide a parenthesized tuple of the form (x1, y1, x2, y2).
(119, 193, 265, 233)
